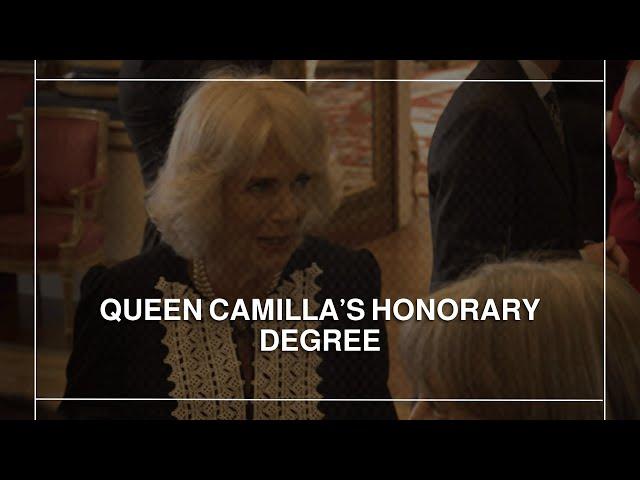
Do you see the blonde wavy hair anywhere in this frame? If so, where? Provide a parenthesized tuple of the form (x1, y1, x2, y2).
(146, 72, 338, 259)
(401, 260, 640, 420)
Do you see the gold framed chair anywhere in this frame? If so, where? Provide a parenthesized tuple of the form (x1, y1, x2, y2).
(0, 106, 110, 338)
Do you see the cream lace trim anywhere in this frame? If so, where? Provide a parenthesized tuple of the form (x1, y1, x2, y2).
(155, 263, 324, 420)
(253, 262, 324, 420)
(156, 277, 245, 420)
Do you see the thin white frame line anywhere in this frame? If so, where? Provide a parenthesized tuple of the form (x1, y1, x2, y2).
(35, 78, 604, 84)
(33, 59, 37, 421)
(36, 398, 604, 402)
(603, 60, 608, 421)
(31, 68, 608, 414)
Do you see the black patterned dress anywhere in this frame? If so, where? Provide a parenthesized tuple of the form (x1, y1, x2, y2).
(59, 237, 397, 420)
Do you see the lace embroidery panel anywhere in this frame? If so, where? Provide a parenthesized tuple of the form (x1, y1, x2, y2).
(253, 262, 324, 420)
(155, 262, 325, 420)
(156, 277, 245, 420)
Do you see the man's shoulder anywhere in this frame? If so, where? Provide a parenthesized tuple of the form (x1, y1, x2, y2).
(431, 62, 528, 154)
(442, 60, 526, 108)
(442, 61, 522, 118)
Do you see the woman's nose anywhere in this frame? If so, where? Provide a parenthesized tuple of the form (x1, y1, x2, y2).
(612, 134, 629, 165)
(271, 187, 300, 223)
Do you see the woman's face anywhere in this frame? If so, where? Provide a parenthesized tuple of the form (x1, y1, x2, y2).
(220, 136, 313, 274)
(613, 66, 640, 202)
(614, 125, 640, 202)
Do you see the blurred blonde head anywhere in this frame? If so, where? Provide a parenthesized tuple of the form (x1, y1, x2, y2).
(401, 260, 640, 420)
(146, 71, 338, 260)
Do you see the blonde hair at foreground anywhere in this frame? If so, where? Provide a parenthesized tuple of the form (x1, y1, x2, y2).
(401, 260, 640, 420)
(146, 72, 339, 259)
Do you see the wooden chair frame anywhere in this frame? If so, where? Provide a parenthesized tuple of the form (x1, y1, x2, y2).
(0, 106, 110, 337)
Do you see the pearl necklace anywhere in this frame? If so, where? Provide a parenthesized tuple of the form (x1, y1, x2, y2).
(191, 258, 282, 331)
(192, 257, 216, 299)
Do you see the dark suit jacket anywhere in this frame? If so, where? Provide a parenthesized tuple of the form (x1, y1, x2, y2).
(118, 60, 273, 188)
(58, 237, 397, 420)
(428, 60, 603, 291)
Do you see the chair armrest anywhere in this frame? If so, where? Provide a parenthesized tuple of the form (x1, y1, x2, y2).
(0, 138, 21, 155)
(68, 177, 107, 197)
(59, 177, 107, 249)
(0, 139, 25, 178)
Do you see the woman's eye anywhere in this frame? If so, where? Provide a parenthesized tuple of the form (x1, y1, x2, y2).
(247, 179, 275, 193)
(293, 174, 312, 189)
(624, 124, 640, 140)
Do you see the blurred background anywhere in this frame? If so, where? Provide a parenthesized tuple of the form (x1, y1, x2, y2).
(0, 59, 605, 419)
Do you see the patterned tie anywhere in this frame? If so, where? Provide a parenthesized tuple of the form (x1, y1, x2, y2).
(543, 86, 566, 150)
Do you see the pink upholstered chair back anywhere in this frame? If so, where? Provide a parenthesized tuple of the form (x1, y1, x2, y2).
(0, 73, 33, 214)
(0, 73, 33, 146)
(23, 107, 109, 212)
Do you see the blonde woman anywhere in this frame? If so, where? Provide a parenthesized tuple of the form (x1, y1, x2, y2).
(60, 76, 396, 420)
(402, 260, 640, 420)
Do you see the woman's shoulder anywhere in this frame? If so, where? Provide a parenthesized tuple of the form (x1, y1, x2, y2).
(80, 243, 188, 299)
(287, 237, 380, 297)
(293, 236, 379, 271)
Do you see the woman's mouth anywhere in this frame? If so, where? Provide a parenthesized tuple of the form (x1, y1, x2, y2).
(257, 235, 295, 252)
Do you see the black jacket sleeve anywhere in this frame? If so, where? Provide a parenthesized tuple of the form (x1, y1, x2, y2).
(316, 248, 398, 420)
(58, 266, 131, 419)
(429, 106, 520, 291)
